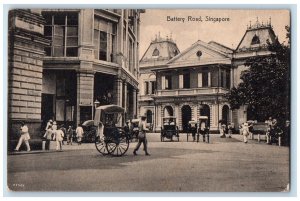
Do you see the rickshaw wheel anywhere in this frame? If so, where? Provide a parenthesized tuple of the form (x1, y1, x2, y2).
(106, 131, 129, 157)
(95, 136, 110, 155)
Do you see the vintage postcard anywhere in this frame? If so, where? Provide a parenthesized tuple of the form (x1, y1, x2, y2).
(6, 8, 291, 192)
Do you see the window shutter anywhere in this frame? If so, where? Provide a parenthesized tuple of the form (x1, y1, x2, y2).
(198, 73, 202, 87)
(162, 76, 165, 90)
(179, 74, 183, 89)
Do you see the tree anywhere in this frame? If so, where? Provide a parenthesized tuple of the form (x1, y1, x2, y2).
(225, 26, 290, 127)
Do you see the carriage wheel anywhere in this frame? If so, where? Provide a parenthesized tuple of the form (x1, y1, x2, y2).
(95, 136, 110, 155)
(106, 132, 129, 157)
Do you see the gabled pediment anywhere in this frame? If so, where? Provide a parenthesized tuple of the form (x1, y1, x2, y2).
(167, 40, 231, 65)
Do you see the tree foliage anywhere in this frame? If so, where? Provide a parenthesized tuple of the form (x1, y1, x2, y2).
(225, 26, 290, 126)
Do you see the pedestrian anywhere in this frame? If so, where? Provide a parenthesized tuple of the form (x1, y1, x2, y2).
(220, 123, 226, 138)
(265, 117, 273, 143)
(66, 125, 73, 145)
(60, 124, 66, 145)
(53, 126, 64, 151)
(283, 120, 290, 146)
(241, 122, 250, 143)
(43, 124, 53, 150)
(52, 121, 57, 140)
(76, 124, 84, 145)
(133, 115, 150, 156)
(199, 120, 206, 142)
(228, 123, 233, 138)
(14, 121, 31, 152)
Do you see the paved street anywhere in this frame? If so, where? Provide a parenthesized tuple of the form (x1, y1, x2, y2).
(7, 133, 289, 192)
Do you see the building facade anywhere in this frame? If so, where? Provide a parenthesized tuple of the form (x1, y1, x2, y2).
(139, 20, 277, 132)
(8, 9, 144, 149)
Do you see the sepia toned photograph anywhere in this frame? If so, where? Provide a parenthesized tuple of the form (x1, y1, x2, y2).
(6, 8, 291, 192)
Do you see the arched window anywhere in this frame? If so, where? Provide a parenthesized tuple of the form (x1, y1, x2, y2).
(152, 48, 160, 57)
(251, 34, 260, 45)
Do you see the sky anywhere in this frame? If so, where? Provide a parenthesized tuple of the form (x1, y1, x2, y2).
(139, 9, 290, 58)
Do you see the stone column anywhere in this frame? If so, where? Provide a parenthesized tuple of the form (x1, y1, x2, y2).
(113, 78, 123, 107)
(175, 104, 180, 126)
(8, 9, 49, 150)
(123, 81, 127, 111)
(132, 88, 137, 118)
(76, 71, 94, 125)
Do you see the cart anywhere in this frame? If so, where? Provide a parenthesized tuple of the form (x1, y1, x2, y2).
(93, 105, 129, 156)
(161, 117, 179, 142)
(197, 116, 210, 143)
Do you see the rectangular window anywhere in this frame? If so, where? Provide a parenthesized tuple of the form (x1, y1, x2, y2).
(144, 82, 149, 95)
(42, 12, 78, 57)
(99, 31, 107, 61)
(202, 72, 208, 87)
(94, 18, 116, 62)
(165, 75, 172, 90)
(226, 70, 231, 89)
(183, 73, 190, 89)
(151, 81, 156, 94)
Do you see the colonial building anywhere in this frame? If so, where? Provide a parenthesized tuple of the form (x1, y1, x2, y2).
(8, 9, 144, 149)
(138, 19, 277, 132)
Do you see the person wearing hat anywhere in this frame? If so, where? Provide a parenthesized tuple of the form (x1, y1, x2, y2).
(241, 122, 250, 143)
(14, 121, 31, 151)
(133, 115, 150, 156)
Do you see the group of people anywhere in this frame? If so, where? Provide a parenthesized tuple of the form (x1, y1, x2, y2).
(43, 120, 85, 151)
(219, 122, 234, 139)
(14, 119, 85, 152)
(239, 117, 290, 145)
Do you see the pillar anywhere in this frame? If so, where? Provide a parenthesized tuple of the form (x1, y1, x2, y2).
(76, 70, 94, 125)
(8, 9, 49, 151)
(132, 88, 137, 118)
(123, 81, 127, 111)
(113, 78, 123, 106)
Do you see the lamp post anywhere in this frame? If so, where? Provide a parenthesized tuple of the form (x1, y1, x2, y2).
(93, 99, 100, 118)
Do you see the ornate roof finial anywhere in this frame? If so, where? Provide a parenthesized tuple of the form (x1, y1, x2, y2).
(269, 17, 272, 26)
(158, 31, 161, 40)
(170, 32, 172, 41)
(249, 20, 252, 28)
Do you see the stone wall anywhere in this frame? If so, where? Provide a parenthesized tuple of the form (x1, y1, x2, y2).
(8, 9, 48, 150)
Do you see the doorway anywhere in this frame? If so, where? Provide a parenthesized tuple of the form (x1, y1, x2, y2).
(181, 105, 192, 132)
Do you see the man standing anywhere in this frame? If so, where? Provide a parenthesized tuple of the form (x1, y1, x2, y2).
(133, 116, 150, 156)
(14, 121, 31, 151)
(76, 124, 84, 145)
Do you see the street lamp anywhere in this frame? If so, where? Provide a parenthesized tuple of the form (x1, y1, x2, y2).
(93, 99, 100, 118)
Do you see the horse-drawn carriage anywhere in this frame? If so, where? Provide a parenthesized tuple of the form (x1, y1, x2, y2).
(93, 105, 130, 156)
(161, 117, 179, 142)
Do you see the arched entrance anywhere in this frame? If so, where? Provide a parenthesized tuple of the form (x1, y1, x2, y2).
(164, 106, 173, 117)
(181, 105, 192, 132)
(222, 105, 230, 125)
(146, 110, 152, 124)
(200, 104, 210, 127)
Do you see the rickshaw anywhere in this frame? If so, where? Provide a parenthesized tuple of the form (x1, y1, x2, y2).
(161, 116, 179, 142)
(130, 118, 140, 141)
(187, 120, 197, 142)
(197, 116, 210, 143)
(94, 105, 129, 156)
